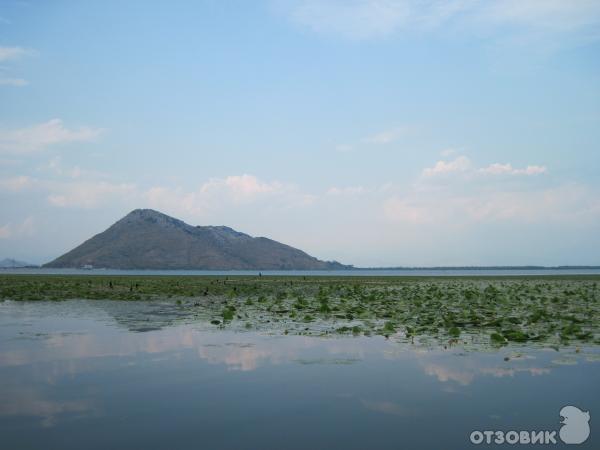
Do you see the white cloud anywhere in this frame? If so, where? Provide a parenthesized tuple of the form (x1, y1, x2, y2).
(422, 155, 472, 176)
(0, 217, 35, 239)
(440, 148, 459, 157)
(280, 0, 600, 41)
(0, 46, 29, 62)
(383, 156, 596, 228)
(384, 183, 600, 226)
(423, 156, 547, 178)
(335, 144, 353, 152)
(144, 174, 313, 219)
(39, 156, 108, 179)
(0, 175, 32, 191)
(0, 224, 10, 239)
(520, 165, 547, 175)
(482, 0, 600, 32)
(1, 172, 306, 216)
(0, 46, 32, 87)
(363, 126, 408, 144)
(461, 184, 599, 223)
(287, 0, 412, 40)
(479, 163, 547, 176)
(327, 185, 367, 196)
(47, 182, 136, 209)
(201, 174, 283, 201)
(333, 125, 413, 153)
(0, 77, 28, 87)
(0, 119, 103, 154)
(0, 158, 22, 167)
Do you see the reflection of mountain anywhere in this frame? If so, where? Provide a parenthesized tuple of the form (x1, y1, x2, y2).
(92, 300, 199, 333)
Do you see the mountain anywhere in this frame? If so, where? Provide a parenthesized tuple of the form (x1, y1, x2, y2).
(44, 209, 350, 270)
(0, 258, 35, 268)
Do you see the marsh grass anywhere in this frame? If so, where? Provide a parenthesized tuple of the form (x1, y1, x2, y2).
(1, 274, 599, 350)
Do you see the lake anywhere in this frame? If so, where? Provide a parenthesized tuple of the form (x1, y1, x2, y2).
(0, 299, 598, 449)
(3, 267, 600, 276)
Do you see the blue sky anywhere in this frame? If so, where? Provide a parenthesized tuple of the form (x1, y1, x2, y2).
(1, 0, 599, 266)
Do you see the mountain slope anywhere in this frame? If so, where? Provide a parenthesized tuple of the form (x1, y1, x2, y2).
(44, 209, 349, 270)
(0, 258, 35, 268)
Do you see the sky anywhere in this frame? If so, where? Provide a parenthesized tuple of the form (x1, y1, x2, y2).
(1, 0, 599, 267)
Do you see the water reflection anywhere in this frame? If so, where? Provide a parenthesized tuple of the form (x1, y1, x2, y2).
(0, 386, 93, 427)
(360, 400, 414, 417)
(1, 300, 598, 450)
(1, 300, 596, 378)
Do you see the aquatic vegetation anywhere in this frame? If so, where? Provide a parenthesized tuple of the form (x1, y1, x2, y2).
(1, 274, 599, 350)
(448, 326, 461, 338)
(490, 332, 507, 345)
(222, 307, 235, 321)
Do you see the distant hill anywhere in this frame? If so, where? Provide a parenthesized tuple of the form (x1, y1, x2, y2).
(0, 258, 35, 268)
(354, 265, 600, 270)
(44, 209, 350, 270)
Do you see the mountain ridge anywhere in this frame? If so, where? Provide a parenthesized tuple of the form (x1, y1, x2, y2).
(44, 209, 349, 270)
(0, 258, 36, 268)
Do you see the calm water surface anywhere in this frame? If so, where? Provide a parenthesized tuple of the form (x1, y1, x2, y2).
(0, 300, 598, 449)
(3, 268, 600, 276)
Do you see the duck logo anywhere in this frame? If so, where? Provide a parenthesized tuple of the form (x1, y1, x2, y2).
(559, 406, 590, 445)
(470, 405, 591, 445)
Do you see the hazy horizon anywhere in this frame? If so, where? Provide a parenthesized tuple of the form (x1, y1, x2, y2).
(1, 1, 599, 266)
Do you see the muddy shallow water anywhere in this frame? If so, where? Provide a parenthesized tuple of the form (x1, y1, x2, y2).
(0, 300, 598, 450)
